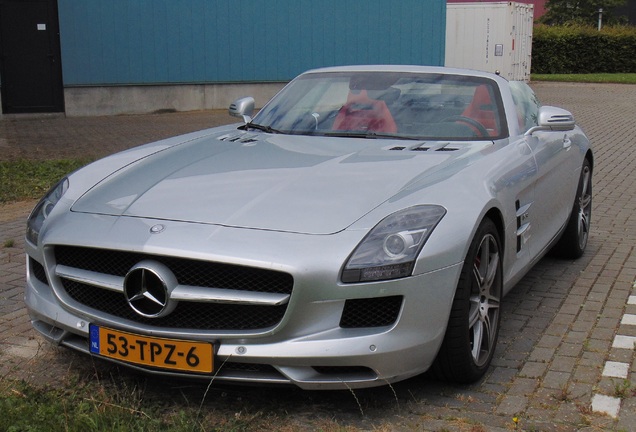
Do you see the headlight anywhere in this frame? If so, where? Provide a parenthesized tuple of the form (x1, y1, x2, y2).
(26, 177, 69, 245)
(341, 205, 446, 283)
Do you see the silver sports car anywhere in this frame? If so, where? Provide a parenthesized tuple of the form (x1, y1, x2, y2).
(25, 66, 592, 390)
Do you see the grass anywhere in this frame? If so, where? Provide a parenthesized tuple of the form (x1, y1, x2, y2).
(0, 158, 91, 203)
(0, 376, 340, 432)
(1, 379, 166, 432)
(0, 379, 266, 432)
(0, 361, 367, 432)
(613, 379, 636, 399)
(531, 73, 636, 84)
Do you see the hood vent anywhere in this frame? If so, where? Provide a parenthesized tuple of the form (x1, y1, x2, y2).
(218, 132, 258, 144)
(388, 145, 458, 152)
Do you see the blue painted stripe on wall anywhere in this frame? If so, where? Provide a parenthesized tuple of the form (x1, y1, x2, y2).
(58, 0, 446, 86)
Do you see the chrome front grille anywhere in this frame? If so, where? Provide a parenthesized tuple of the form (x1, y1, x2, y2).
(53, 246, 293, 331)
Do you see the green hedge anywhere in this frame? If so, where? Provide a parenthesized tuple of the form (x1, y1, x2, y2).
(532, 25, 636, 74)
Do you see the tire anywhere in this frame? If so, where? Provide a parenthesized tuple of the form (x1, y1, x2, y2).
(551, 159, 592, 259)
(432, 218, 502, 383)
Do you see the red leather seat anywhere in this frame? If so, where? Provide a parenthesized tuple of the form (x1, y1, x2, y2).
(462, 85, 498, 136)
(333, 90, 397, 133)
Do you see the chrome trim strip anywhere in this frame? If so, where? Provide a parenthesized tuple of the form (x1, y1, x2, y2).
(171, 285, 290, 306)
(516, 223, 530, 237)
(516, 202, 532, 218)
(55, 265, 290, 306)
(56, 265, 124, 292)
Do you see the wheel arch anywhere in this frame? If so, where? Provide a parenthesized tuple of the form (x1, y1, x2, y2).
(484, 207, 505, 254)
(585, 149, 594, 171)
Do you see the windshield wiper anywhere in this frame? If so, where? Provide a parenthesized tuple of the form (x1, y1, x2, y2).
(319, 131, 421, 140)
(244, 122, 283, 134)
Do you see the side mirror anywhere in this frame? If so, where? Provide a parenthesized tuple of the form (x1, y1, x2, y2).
(537, 106, 576, 130)
(526, 106, 576, 135)
(229, 97, 255, 124)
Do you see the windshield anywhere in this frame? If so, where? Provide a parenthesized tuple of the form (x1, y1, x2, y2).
(252, 71, 508, 140)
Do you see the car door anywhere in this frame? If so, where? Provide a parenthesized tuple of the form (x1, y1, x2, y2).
(510, 82, 574, 256)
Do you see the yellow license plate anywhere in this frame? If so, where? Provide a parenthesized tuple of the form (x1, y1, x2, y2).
(89, 325, 213, 373)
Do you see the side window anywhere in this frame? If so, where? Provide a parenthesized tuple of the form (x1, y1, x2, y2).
(509, 81, 541, 132)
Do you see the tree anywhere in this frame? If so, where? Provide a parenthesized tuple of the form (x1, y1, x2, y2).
(540, 0, 628, 26)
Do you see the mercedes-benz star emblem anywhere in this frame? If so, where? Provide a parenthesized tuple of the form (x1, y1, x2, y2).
(123, 260, 178, 318)
(150, 224, 166, 234)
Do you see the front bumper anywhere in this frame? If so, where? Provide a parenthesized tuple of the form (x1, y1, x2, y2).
(26, 255, 461, 390)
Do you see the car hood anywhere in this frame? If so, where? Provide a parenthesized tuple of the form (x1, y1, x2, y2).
(72, 131, 472, 234)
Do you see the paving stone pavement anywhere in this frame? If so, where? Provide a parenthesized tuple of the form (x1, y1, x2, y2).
(1, 82, 636, 431)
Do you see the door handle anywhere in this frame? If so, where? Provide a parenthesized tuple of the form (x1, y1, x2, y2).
(563, 136, 572, 150)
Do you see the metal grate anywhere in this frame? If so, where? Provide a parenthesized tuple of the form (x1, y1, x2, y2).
(339, 296, 403, 328)
(312, 366, 376, 377)
(54, 246, 293, 331)
(30, 258, 48, 285)
(62, 279, 287, 330)
(221, 362, 280, 374)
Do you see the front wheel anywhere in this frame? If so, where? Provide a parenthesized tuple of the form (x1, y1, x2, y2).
(432, 218, 502, 383)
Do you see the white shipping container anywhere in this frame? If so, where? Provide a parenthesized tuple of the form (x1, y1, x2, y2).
(445, 2, 534, 81)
